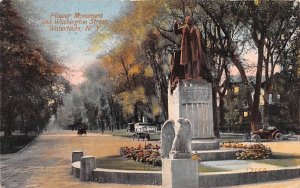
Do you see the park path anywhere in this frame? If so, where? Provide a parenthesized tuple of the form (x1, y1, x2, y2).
(0, 130, 159, 188)
(1, 130, 300, 188)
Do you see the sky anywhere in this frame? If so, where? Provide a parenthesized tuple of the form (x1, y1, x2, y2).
(24, 0, 128, 85)
(17, 0, 291, 85)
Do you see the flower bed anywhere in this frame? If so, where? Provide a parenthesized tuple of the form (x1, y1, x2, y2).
(221, 142, 272, 160)
(121, 143, 162, 166)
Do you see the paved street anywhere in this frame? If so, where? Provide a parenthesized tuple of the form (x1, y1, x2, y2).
(1, 130, 300, 188)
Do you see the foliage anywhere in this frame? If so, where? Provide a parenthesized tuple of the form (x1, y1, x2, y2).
(56, 91, 83, 128)
(0, 0, 69, 136)
(55, 62, 122, 131)
(89, 0, 169, 123)
(121, 143, 162, 166)
(118, 87, 147, 116)
(224, 82, 253, 132)
(0, 135, 36, 154)
(266, 60, 300, 130)
(86, 0, 300, 133)
(235, 1, 299, 130)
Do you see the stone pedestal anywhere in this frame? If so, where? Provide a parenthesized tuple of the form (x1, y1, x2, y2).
(162, 159, 199, 188)
(168, 79, 219, 150)
(72, 150, 83, 162)
(80, 156, 96, 181)
(169, 153, 191, 159)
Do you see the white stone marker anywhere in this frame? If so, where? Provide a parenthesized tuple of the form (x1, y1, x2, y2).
(162, 159, 199, 188)
(80, 155, 96, 181)
(72, 150, 83, 162)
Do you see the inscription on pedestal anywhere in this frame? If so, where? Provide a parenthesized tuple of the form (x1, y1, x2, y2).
(180, 87, 210, 104)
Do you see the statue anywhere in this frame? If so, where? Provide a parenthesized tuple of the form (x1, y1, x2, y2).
(161, 118, 192, 159)
(174, 16, 206, 79)
(170, 16, 210, 93)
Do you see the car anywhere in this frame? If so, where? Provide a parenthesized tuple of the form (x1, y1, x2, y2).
(77, 124, 87, 136)
(132, 122, 157, 141)
(133, 132, 150, 141)
(127, 123, 135, 132)
(77, 127, 87, 135)
(251, 126, 284, 142)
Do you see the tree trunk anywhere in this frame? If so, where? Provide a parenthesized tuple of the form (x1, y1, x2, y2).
(218, 95, 225, 132)
(116, 109, 120, 130)
(230, 52, 253, 110)
(4, 126, 12, 137)
(263, 81, 272, 128)
(133, 103, 139, 122)
(160, 78, 168, 120)
(212, 83, 220, 138)
(251, 41, 264, 132)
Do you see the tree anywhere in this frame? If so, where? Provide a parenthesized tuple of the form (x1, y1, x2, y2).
(0, 0, 69, 136)
(224, 81, 253, 133)
(88, 0, 299, 135)
(80, 63, 119, 130)
(232, 1, 300, 131)
(91, 1, 166, 124)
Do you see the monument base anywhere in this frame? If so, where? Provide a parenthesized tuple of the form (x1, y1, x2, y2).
(195, 148, 239, 161)
(167, 79, 235, 161)
(191, 138, 220, 150)
(162, 159, 199, 188)
(192, 139, 238, 161)
(169, 153, 192, 159)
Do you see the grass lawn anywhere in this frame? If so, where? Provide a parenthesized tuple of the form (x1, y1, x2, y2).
(96, 156, 161, 171)
(103, 129, 133, 137)
(255, 153, 300, 167)
(96, 156, 229, 173)
(198, 164, 229, 173)
(0, 135, 36, 154)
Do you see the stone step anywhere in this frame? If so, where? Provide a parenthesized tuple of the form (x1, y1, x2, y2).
(191, 139, 220, 150)
(194, 149, 239, 161)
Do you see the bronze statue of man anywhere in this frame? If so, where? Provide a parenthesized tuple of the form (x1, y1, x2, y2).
(174, 16, 205, 80)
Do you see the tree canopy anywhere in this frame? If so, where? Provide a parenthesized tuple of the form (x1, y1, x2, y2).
(81, 0, 299, 133)
(0, 0, 70, 136)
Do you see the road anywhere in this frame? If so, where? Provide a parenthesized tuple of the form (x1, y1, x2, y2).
(0, 130, 158, 188)
(1, 130, 300, 188)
